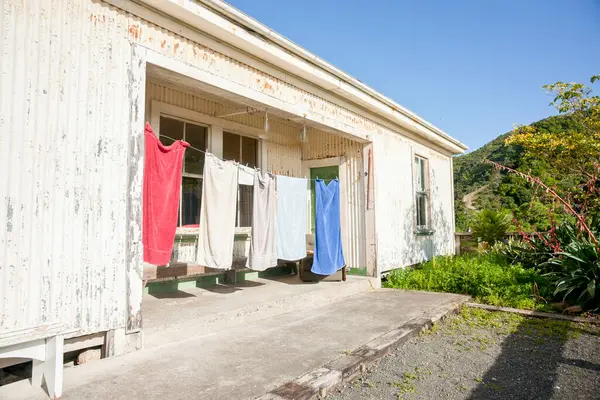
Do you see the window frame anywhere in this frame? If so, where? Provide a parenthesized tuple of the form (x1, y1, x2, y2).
(157, 114, 208, 228)
(413, 155, 432, 233)
(222, 131, 259, 229)
(222, 130, 259, 169)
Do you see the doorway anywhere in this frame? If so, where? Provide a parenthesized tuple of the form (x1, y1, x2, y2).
(309, 165, 339, 233)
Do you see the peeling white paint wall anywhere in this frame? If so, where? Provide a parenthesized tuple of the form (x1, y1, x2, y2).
(373, 131, 455, 273)
(0, 0, 133, 339)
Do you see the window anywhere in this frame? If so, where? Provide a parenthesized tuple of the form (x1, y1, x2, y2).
(414, 156, 430, 230)
(159, 116, 207, 227)
(223, 131, 259, 228)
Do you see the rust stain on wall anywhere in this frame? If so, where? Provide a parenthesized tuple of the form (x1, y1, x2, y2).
(128, 24, 141, 40)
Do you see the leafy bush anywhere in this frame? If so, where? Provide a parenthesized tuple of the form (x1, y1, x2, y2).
(470, 209, 512, 245)
(384, 253, 550, 310)
(498, 235, 554, 270)
(501, 216, 600, 310)
(546, 240, 599, 309)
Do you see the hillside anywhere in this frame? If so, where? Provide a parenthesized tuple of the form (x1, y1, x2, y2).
(453, 115, 579, 231)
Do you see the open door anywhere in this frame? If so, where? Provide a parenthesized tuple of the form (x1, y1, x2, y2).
(309, 165, 339, 233)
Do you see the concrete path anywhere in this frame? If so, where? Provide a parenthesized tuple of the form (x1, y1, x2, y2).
(1, 289, 467, 400)
(143, 275, 378, 347)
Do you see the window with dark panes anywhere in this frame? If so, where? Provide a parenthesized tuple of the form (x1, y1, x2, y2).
(159, 116, 207, 227)
(414, 156, 430, 230)
(223, 131, 258, 228)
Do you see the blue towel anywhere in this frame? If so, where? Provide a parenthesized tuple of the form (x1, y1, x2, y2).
(311, 179, 345, 275)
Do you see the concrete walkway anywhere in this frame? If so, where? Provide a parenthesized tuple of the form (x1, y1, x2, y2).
(143, 275, 378, 348)
(1, 286, 467, 400)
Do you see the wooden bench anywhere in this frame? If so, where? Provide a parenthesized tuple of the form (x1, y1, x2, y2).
(0, 323, 75, 399)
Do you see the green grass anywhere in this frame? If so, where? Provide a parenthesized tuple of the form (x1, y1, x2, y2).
(416, 306, 600, 353)
(444, 306, 600, 338)
(384, 253, 553, 311)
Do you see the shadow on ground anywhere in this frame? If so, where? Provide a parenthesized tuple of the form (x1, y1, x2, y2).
(326, 306, 600, 400)
(149, 290, 197, 299)
(468, 317, 600, 400)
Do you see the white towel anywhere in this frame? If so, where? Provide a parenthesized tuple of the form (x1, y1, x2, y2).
(276, 176, 308, 261)
(247, 171, 277, 271)
(196, 154, 238, 269)
(238, 164, 254, 186)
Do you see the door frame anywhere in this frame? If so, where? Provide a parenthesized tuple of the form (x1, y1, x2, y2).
(301, 157, 348, 259)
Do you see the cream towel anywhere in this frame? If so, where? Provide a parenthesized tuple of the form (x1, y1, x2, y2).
(196, 154, 238, 269)
(238, 164, 254, 186)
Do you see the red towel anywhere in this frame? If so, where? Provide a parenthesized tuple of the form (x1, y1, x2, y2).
(143, 122, 189, 265)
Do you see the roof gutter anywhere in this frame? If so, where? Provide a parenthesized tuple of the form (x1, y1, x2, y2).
(138, 0, 468, 154)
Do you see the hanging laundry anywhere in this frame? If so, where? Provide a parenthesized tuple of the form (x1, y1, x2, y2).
(247, 171, 277, 271)
(238, 164, 254, 186)
(311, 179, 345, 275)
(143, 122, 189, 265)
(196, 153, 238, 269)
(276, 176, 308, 261)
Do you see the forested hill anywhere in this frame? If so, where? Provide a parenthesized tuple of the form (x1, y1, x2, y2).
(453, 115, 578, 231)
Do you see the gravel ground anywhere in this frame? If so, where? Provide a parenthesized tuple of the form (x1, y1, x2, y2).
(327, 307, 600, 400)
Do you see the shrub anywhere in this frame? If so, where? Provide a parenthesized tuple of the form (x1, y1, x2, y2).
(501, 216, 600, 310)
(470, 209, 512, 245)
(497, 235, 554, 270)
(545, 239, 599, 309)
(384, 253, 550, 310)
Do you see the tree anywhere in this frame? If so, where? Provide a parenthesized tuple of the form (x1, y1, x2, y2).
(470, 209, 512, 245)
(474, 75, 600, 310)
(503, 75, 600, 221)
(506, 75, 600, 174)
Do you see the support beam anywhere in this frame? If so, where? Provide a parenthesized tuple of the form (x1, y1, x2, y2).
(363, 143, 378, 279)
(125, 44, 147, 333)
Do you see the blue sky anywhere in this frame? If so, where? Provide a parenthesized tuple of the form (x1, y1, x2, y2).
(227, 0, 600, 151)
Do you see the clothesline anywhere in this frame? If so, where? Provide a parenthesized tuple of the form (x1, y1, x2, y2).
(159, 134, 338, 182)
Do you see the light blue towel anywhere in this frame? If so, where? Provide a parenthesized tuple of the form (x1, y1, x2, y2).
(311, 179, 345, 275)
(276, 176, 307, 261)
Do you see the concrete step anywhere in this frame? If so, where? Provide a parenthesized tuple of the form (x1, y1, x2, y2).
(142, 274, 379, 349)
